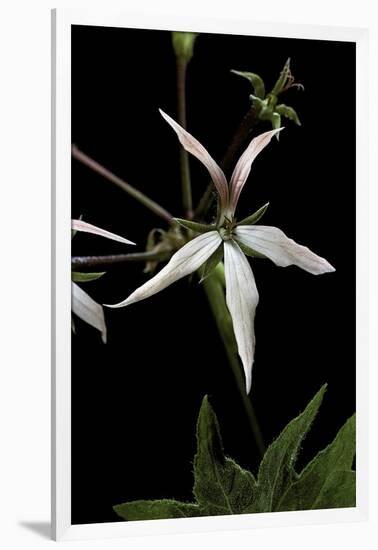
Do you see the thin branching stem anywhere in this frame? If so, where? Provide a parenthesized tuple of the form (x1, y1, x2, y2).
(72, 250, 172, 270)
(72, 145, 174, 224)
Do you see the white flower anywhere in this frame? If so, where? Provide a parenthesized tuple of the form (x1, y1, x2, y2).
(72, 219, 135, 342)
(106, 111, 335, 392)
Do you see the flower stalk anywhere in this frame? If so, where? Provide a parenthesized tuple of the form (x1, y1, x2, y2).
(176, 56, 193, 218)
(202, 263, 265, 456)
(172, 32, 198, 218)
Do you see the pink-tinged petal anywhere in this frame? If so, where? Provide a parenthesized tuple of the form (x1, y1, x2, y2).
(228, 128, 282, 215)
(72, 282, 107, 343)
(72, 219, 135, 245)
(159, 109, 229, 210)
(106, 231, 222, 308)
(224, 240, 259, 393)
(235, 225, 335, 275)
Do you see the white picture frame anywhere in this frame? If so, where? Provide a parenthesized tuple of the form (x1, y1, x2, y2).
(51, 8, 369, 541)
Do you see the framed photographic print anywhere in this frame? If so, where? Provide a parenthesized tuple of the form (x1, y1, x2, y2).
(52, 8, 369, 541)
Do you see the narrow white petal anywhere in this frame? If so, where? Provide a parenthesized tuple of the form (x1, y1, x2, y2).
(72, 282, 107, 343)
(235, 225, 335, 275)
(106, 231, 222, 308)
(224, 240, 259, 393)
(72, 219, 135, 245)
(228, 128, 282, 215)
(159, 109, 229, 210)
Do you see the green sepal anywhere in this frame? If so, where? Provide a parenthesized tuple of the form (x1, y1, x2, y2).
(237, 202, 269, 226)
(199, 245, 224, 283)
(235, 241, 266, 259)
(271, 112, 282, 138)
(231, 70, 265, 99)
(276, 103, 301, 126)
(277, 414, 356, 511)
(113, 499, 203, 521)
(174, 218, 216, 234)
(71, 271, 106, 283)
(253, 384, 327, 512)
(193, 396, 257, 515)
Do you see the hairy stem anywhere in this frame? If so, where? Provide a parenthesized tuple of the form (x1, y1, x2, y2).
(176, 57, 193, 218)
(202, 264, 265, 457)
(194, 106, 259, 220)
(72, 145, 173, 224)
(72, 250, 172, 270)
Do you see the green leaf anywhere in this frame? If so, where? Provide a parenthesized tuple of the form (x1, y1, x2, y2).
(311, 470, 356, 509)
(199, 245, 224, 282)
(193, 396, 257, 515)
(174, 218, 216, 234)
(277, 414, 356, 511)
(253, 385, 327, 512)
(231, 70, 265, 99)
(113, 499, 202, 521)
(71, 271, 106, 283)
(237, 203, 269, 226)
(276, 104, 301, 126)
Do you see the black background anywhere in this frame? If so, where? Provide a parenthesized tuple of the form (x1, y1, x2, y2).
(71, 25, 356, 524)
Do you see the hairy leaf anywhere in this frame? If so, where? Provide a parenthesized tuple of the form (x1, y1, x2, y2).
(253, 385, 327, 512)
(311, 470, 356, 509)
(113, 390, 355, 521)
(193, 396, 257, 515)
(277, 414, 356, 511)
(114, 499, 202, 521)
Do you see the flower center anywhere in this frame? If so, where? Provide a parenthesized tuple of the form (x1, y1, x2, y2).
(219, 227, 232, 241)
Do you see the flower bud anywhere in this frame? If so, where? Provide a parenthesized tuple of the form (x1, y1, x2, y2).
(172, 32, 198, 63)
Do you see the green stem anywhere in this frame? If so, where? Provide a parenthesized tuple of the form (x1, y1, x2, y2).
(202, 264, 265, 457)
(72, 145, 173, 224)
(176, 57, 193, 218)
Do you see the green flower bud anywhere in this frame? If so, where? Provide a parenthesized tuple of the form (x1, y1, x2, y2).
(172, 32, 198, 63)
(234, 58, 302, 134)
